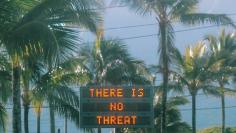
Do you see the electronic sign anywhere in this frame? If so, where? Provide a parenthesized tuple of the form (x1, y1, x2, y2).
(80, 86, 154, 128)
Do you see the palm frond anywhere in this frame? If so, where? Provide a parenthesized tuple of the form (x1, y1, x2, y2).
(112, 0, 154, 16)
(180, 13, 236, 28)
(2, 0, 102, 69)
(167, 121, 191, 133)
(169, 0, 198, 20)
(201, 85, 221, 97)
(154, 95, 191, 133)
(79, 38, 152, 85)
(167, 96, 189, 107)
(49, 92, 80, 127)
(17, 0, 102, 32)
(0, 50, 12, 103)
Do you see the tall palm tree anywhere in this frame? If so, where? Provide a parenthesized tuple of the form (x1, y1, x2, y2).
(112, 1, 235, 132)
(206, 30, 236, 133)
(172, 42, 219, 133)
(0, 0, 102, 132)
(0, 49, 11, 133)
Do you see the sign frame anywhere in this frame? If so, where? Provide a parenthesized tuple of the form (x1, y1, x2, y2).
(79, 85, 154, 128)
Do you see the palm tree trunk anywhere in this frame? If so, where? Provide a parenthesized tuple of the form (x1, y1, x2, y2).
(23, 105, 29, 133)
(49, 105, 55, 133)
(13, 66, 22, 133)
(0, 103, 7, 133)
(98, 128, 101, 133)
(221, 93, 225, 133)
(37, 112, 41, 133)
(159, 19, 168, 133)
(23, 77, 30, 133)
(220, 83, 225, 133)
(64, 112, 67, 133)
(115, 128, 122, 133)
(192, 95, 196, 133)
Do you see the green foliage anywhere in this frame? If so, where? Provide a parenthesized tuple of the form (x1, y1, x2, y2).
(79, 38, 152, 85)
(0, 0, 102, 132)
(206, 30, 236, 133)
(172, 42, 221, 96)
(0, 103, 7, 133)
(1, 0, 102, 67)
(206, 30, 236, 83)
(31, 57, 87, 127)
(172, 42, 219, 133)
(0, 49, 12, 103)
(154, 96, 191, 133)
(198, 127, 236, 133)
(0, 49, 11, 132)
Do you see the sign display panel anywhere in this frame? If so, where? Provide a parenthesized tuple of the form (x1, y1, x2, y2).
(80, 86, 154, 128)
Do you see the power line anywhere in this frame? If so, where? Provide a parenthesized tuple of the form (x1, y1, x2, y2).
(81, 21, 236, 45)
(89, 5, 127, 10)
(70, 13, 236, 32)
(180, 105, 236, 111)
(72, 23, 157, 32)
(172, 93, 205, 98)
(121, 22, 236, 38)
(72, 20, 235, 32)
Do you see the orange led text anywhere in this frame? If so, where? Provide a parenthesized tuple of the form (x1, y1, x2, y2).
(109, 102, 124, 111)
(132, 88, 144, 97)
(96, 115, 137, 125)
(89, 88, 123, 98)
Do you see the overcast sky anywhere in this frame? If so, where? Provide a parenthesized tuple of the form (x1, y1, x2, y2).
(81, 0, 236, 66)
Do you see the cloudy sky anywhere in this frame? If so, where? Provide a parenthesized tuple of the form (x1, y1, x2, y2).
(81, 0, 236, 66)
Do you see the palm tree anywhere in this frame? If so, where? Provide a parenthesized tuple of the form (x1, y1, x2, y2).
(0, 49, 11, 133)
(206, 30, 236, 133)
(111, 1, 235, 132)
(172, 42, 219, 133)
(0, 0, 102, 132)
(28, 57, 90, 133)
(79, 37, 152, 86)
